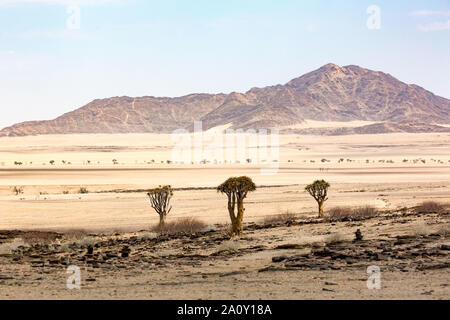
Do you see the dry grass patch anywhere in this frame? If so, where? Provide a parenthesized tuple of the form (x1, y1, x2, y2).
(324, 232, 346, 245)
(20, 231, 60, 245)
(415, 201, 445, 214)
(152, 217, 207, 235)
(63, 229, 88, 241)
(325, 206, 378, 222)
(262, 212, 298, 225)
(0, 238, 29, 255)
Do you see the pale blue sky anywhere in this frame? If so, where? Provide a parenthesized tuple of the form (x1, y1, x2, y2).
(0, 0, 449, 129)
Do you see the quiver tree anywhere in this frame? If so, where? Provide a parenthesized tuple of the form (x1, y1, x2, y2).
(217, 176, 256, 237)
(147, 185, 173, 226)
(305, 180, 330, 218)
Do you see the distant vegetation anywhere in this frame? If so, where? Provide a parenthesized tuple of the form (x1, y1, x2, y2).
(12, 186, 24, 196)
(79, 187, 89, 194)
(325, 206, 379, 222)
(415, 201, 445, 214)
(151, 217, 206, 235)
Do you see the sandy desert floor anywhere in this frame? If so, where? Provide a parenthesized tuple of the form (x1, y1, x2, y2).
(0, 131, 449, 299)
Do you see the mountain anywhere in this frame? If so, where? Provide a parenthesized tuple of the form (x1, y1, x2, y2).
(1, 63, 450, 137)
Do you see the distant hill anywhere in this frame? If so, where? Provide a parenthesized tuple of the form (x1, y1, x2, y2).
(1, 63, 450, 137)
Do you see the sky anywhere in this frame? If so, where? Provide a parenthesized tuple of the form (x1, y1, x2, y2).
(0, 0, 449, 129)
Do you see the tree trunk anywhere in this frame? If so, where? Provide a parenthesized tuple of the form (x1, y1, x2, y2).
(231, 201, 245, 236)
(159, 213, 166, 226)
(318, 201, 324, 218)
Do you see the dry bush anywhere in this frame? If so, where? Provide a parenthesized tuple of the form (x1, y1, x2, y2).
(326, 207, 353, 221)
(324, 232, 346, 245)
(151, 217, 207, 235)
(76, 236, 102, 247)
(413, 224, 432, 237)
(20, 231, 60, 245)
(79, 187, 89, 194)
(436, 223, 450, 237)
(325, 206, 378, 222)
(0, 238, 29, 255)
(353, 206, 378, 218)
(138, 232, 158, 241)
(263, 212, 298, 225)
(415, 201, 445, 214)
(63, 229, 88, 241)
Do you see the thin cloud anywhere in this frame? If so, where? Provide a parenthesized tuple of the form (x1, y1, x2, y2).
(418, 20, 450, 31)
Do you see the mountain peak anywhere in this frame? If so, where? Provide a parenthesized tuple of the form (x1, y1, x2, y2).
(1, 64, 450, 137)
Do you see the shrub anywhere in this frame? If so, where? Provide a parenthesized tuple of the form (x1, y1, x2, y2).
(20, 231, 60, 245)
(13, 186, 24, 195)
(151, 217, 207, 235)
(79, 187, 89, 194)
(325, 206, 378, 222)
(353, 206, 378, 218)
(63, 229, 88, 240)
(263, 212, 298, 225)
(0, 238, 29, 255)
(324, 232, 346, 245)
(415, 201, 445, 214)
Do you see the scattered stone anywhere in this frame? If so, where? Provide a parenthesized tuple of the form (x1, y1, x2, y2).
(275, 244, 305, 250)
(375, 253, 388, 261)
(325, 281, 338, 286)
(121, 246, 131, 258)
(322, 288, 335, 292)
(272, 256, 288, 263)
(354, 229, 363, 241)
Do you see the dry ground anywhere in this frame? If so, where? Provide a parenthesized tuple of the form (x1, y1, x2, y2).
(0, 132, 449, 299)
(0, 209, 448, 299)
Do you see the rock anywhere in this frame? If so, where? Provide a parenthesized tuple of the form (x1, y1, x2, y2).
(121, 246, 131, 258)
(272, 256, 288, 263)
(274, 244, 305, 250)
(440, 245, 450, 251)
(375, 253, 388, 261)
(322, 288, 335, 292)
(312, 248, 334, 257)
(417, 263, 450, 271)
(354, 229, 363, 241)
(325, 281, 338, 286)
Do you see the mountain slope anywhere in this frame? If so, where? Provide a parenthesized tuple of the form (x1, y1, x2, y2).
(1, 63, 449, 136)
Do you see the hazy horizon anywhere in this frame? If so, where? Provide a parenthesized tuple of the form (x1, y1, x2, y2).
(1, 0, 449, 129)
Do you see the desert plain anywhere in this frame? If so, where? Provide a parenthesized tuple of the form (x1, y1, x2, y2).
(0, 130, 449, 299)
